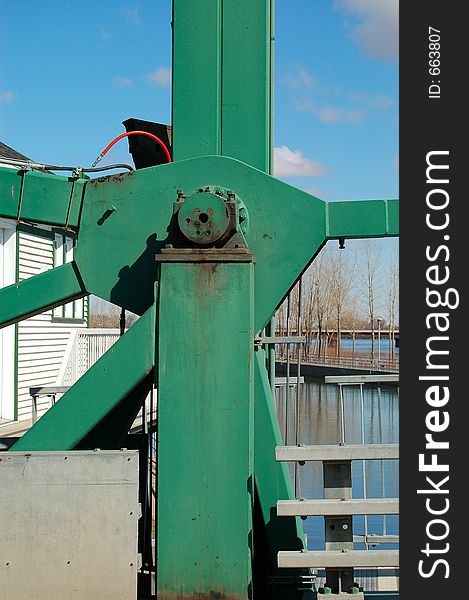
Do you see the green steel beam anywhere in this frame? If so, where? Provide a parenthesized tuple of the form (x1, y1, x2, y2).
(76, 372, 153, 450)
(0, 166, 84, 228)
(221, 0, 273, 172)
(12, 305, 156, 451)
(327, 199, 399, 239)
(156, 258, 254, 599)
(172, 0, 273, 172)
(172, 0, 222, 160)
(0, 261, 87, 329)
(253, 350, 307, 597)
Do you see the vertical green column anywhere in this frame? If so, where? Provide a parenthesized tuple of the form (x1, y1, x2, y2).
(172, 0, 273, 173)
(172, 0, 222, 160)
(221, 0, 273, 172)
(156, 258, 255, 599)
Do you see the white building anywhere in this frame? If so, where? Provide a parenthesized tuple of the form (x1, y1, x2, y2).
(0, 141, 88, 428)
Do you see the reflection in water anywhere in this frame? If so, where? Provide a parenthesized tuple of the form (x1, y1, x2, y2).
(275, 379, 399, 551)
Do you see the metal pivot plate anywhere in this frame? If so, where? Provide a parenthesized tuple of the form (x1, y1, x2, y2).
(177, 190, 230, 244)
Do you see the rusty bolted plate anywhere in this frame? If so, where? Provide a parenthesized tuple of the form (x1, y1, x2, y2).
(177, 190, 230, 245)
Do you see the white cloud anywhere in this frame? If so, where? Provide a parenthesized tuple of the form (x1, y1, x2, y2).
(349, 91, 394, 109)
(114, 76, 133, 88)
(283, 64, 316, 90)
(120, 6, 141, 26)
(316, 105, 364, 124)
(99, 26, 112, 41)
(334, 0, 398, 61)
(0, 91, 15, 104)
(147, 66, 171, 88)
(297, 99, 364, 125)
(274, 146, 326, 177)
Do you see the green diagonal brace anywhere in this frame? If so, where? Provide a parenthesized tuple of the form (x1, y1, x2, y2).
(11, 304, 156, 451)
(0, 262, 87, 329)
(253, 350, 307, 596)
(0, 166, 85, 228)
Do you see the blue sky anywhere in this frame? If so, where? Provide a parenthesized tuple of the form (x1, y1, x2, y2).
(0, 0, 398, 204)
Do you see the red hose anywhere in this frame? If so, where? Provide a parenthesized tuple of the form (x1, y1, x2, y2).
(92, 131, 172, 167)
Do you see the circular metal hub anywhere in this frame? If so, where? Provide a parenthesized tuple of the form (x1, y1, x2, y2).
(177, 191, 230, 244)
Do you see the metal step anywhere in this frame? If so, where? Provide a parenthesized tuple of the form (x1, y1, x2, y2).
(277, 498, 399, 517)
(354, 534, 400, 545)
(278, 549, 399, 569)
(276, 444, 399, 462)
(255, 335, 306, 344)
(275, 376, 305, 386)
(325, 374, 399, 384)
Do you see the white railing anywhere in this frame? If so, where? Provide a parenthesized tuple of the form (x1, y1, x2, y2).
(56, 329, 121, 386)
(276, 347, 399, 373)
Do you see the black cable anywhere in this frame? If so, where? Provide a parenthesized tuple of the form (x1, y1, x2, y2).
(0, 157, 134, 173)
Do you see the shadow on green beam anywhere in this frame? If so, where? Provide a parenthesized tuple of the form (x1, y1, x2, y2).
(11, 305, 156, 451)
(76, 371, 153, 450)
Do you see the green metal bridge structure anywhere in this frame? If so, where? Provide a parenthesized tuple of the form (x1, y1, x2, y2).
(0, 2, 398, 599)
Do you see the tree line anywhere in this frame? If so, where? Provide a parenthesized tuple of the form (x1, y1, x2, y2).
(276, 239, 399, 361)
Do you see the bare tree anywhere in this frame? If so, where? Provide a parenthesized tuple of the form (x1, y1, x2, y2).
(307, 250, 334, 358)
(301, 272, 315, 360)
(328, 247, 356, 357)
(89, 296, 121, 328)
(345, 296, 359, 359)
(275, 239, 391, 368)
(386, 244, 399, 359)
(360, 240, 382, 361)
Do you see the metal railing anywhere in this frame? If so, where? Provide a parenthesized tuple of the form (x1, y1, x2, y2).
(277, 346, 399, 373)
(56, 329, 121, 386)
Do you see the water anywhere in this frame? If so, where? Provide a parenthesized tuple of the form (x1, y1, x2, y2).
(339, 338, 399, 354)
(310, 336, 399, 354)
(275, 379, 399, 551)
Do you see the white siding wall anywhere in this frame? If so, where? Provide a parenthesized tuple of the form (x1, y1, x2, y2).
(16, 229, 88, 421)
(0, 220, 17, 421)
